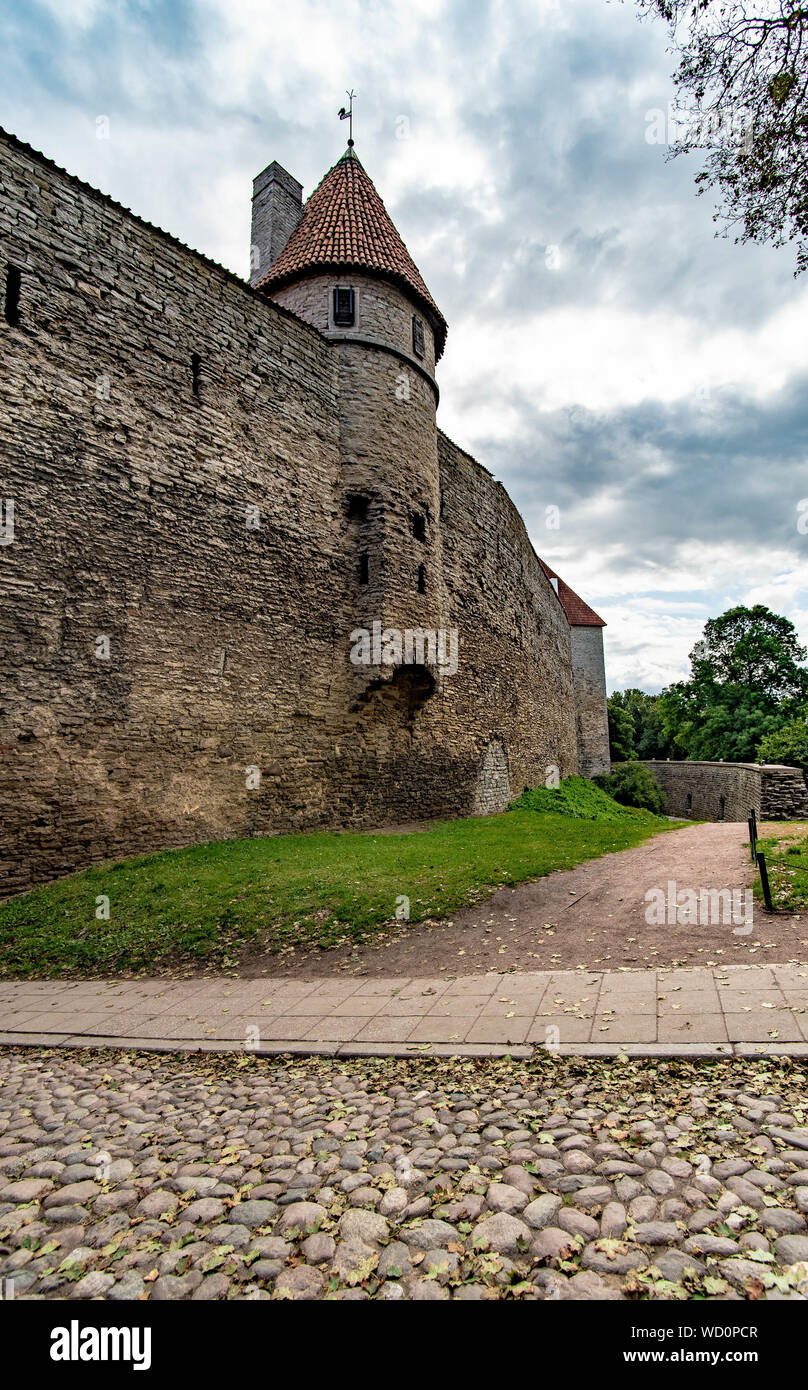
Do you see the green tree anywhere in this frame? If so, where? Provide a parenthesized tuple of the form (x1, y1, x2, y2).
(757, 710, 808, 773)
(691, 604, 808, 699)
(607, 692, 638, 761)
(634, 2, 808, 272)
(658, 605, 808, 761)
(596, 763, 667, 813)
(607, 688, 674, 760)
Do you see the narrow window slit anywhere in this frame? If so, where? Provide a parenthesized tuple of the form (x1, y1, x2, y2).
(417, 563, 426, 594)
(358, 553, 369, 585)
(412, 315, 425, 357)
(191, 352, 202, 397)
(4, 265, 21, 326)
(334, 287, 355, 326)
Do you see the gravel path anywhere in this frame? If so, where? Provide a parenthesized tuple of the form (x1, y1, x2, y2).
(3, 1048, 808, 1301)
(255, 822, 806, 979)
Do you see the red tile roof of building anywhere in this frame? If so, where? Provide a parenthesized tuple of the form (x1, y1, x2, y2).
(254, 149, 448, 359)
(540, 560, 606, 627)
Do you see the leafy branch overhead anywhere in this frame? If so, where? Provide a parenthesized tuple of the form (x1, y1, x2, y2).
(634, 1, 808, 270)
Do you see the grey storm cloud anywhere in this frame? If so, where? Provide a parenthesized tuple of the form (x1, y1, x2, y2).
(478, 375, 808, 562)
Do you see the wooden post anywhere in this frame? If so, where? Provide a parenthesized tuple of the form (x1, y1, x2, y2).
(747, 815, 757, 862)
(756, 851, 773, 911)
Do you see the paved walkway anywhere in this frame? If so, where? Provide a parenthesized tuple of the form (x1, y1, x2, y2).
(3, 961, 808, 1057)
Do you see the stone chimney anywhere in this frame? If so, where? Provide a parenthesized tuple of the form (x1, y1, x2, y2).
(250, 162, 303, 285)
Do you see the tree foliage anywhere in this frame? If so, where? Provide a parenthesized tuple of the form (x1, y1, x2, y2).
(757, 710, 808, 770)
(635, 1, 808, 271)
(607, 687, 674, 760)
(610, 604, 808, 764)
(596, 762, 668, 812)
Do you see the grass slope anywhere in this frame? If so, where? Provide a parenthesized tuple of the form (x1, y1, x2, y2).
(510, 775, 654, 821)
(0, 798, 676, 978)
(755, 824, 808, 912)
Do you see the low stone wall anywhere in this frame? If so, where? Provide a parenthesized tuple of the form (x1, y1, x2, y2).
(634, 761, 808, 823)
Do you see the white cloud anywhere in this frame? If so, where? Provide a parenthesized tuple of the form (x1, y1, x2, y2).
(5, 0, 807, 700)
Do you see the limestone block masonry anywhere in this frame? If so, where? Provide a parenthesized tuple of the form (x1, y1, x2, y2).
(0, 130, 595, 894)
(570, 625, 610, 778)
(635, 761, 808, 822)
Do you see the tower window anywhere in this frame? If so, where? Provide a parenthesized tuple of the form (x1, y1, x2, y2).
(412, 512, 426, 542)
(4, 265, 21, 326)
(191, 352, 202, 397)
(685, 793, 692, 811)
(412, 315, 425, 357)
(358, 552, 369, 585)
(347, 494, 370, 522)
(334, 286, 355, 326)
(417, 563, 426, 594)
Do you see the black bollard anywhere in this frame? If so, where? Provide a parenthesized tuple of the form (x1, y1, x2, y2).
(756, 851, 773, 911)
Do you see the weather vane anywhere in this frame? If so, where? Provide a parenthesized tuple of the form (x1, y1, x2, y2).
(338, 90, 357, 148)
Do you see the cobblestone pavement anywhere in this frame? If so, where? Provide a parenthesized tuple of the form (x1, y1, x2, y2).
(3, 1048, 808, 1301)
(3, 963, 808, 1054)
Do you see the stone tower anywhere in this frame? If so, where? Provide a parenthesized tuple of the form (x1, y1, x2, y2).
(252, 147, 450, 705)
(540, 561, 610, 778)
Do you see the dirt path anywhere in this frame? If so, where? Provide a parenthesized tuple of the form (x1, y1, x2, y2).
(254, 821, 807, 979)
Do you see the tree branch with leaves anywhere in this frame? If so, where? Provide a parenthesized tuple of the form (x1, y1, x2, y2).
(633, 1, 808, 270)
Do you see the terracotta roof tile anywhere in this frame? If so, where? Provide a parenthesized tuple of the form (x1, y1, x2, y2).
(539, 560, 606, 627)
(254, 149, 447, 359)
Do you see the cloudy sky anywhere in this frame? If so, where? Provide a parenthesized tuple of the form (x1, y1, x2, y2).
(3, 0, 807, 691)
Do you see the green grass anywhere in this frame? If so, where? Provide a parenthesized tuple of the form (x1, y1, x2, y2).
(510, 774, 654, 821)
(0, 800, 678, 978)
(755, 825, 808, 913)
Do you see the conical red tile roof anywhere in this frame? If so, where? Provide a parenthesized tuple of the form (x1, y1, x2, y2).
(254, 149, 447, 359)
(540, 560, 606, 627)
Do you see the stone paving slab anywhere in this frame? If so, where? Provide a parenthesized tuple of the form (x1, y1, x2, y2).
(2, 961, 808, 1056)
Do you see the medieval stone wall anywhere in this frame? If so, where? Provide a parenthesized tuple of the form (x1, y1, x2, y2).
(437, 432, 579, 803)
(0, 131, 579, 895)
(570, 625, 610, 778)
(637, 761, 808, 822)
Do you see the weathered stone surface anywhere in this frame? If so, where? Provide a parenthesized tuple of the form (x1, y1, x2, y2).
(635, 762, 808, 822)
(601, 1202, 627, 1238)
(228, 1200, 276, 1228)
(0, 1179, 52, 1203)
(774, 1235, 808, 1265)
(530, 1227, 579, 1263)
(581, 1242, 647, 1275)
(339, 1210, 389, 1246)
(524, 1195, 563, 1230)
(274, 1266, 326, 1300)
(3, 1047, 808, 1304)
(278, 1202, 327, 1235)
(557, 1208, 599, 1241)
(486, 1182, 528, 1214)
(473, 1214, 532, 1255)
(683, 1234, 741, 1257)
(0, 129, 582, 893)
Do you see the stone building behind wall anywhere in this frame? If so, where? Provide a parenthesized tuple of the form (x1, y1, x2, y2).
(0, 130, 610, 894)
(539, 562, 610, 778)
